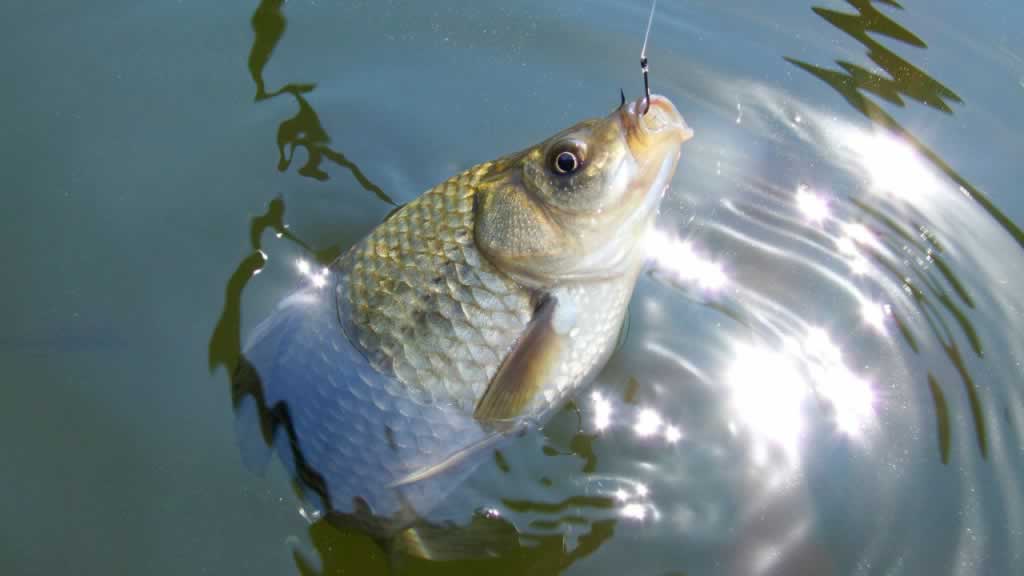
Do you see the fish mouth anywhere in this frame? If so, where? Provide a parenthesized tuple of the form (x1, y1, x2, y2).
(622, 94, 693, 154)
(618, 93, 691, 217)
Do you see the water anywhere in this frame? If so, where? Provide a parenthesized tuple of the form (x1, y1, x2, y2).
(3, 0, 1022, 574)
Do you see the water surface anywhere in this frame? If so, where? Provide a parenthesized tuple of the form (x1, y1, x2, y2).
(2, 0, 1023, 574)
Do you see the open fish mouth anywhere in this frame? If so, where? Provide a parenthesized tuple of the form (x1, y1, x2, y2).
(623, 94, 694, 149)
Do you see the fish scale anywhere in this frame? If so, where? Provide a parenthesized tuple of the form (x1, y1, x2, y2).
(344, 168, 533, 411)
(338, 161, 644, 419)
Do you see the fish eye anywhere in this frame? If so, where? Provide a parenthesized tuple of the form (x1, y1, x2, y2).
(549, 141, 586, 175)
(554, 151, 578, 174)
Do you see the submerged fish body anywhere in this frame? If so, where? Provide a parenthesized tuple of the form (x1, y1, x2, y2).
(236, 95, 692, 532)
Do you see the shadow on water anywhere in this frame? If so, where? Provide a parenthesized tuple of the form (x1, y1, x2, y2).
(209, 1, 626, 573)
(782, 0, 1013, 462)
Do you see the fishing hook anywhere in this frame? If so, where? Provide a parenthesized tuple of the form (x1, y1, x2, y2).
(640, 0, 657, 115)
(641, 56, 650, 115)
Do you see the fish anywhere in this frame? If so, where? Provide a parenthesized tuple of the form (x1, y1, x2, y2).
(234, 93, 692, 542)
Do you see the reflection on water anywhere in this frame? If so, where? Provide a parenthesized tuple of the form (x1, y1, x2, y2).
(207, 0, 1023, 573)
(249, 0, 394, 204)
(646, 229, 729, 292)
(294, 258, 329, 288)
(799, 0, 963, 114)
(781, 0, 1001, 462)
(794, 186, 829, 224)
(208, 197, 344, 376)
(720, 328, 876, 467)
(787, 0, 1023, 250)
(715, 106, 991, 464)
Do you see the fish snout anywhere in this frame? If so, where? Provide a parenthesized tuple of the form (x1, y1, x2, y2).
(623, 94, 693, 155)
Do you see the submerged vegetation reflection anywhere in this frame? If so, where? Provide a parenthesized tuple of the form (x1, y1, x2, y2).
(249, 0, 394, 204)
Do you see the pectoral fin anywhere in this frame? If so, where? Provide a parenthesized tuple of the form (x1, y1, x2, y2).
(389, 428, 516, 487)
(474, 294, 563, 422)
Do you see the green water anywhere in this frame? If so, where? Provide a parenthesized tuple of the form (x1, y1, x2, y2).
(3, 1, 1023, 574)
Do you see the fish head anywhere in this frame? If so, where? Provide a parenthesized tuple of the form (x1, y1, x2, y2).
(475, 94, 693, 288)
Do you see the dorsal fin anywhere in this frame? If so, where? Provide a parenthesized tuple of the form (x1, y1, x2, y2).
(474, 294, 563, 422)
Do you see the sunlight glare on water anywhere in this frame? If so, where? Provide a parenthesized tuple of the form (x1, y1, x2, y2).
(590, 390, 613, 432)
(726, 342, 808, 465)
(845, 130, 941, 199)
(588, 390, 683, 449)
(795, 185, 829, 224)
(644, 228, 728, 291)
(724, 327, 877, 466)
(835, 222, 880, 276)
(633, 408, 663, 437)
(295, 258, 329, 288)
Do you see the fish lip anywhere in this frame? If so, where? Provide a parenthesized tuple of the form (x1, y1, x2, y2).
(621, 94, 693, 142)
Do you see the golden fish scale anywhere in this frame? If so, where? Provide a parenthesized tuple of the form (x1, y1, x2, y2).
(344, 164, 533, 412)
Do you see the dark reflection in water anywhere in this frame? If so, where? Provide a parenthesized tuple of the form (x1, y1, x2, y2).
(249, 0, 394, 204)
(848, 194, 988, 458)
(928, 373, 952, 463)
(799, 0, 962, 113)
(208, 198, 337, 375)
(784, 0, 1005, 460)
